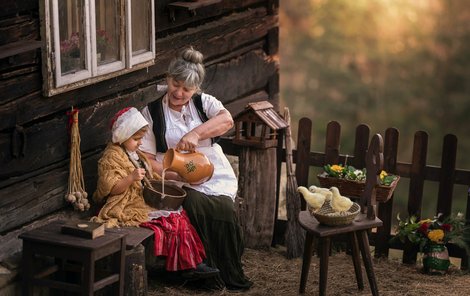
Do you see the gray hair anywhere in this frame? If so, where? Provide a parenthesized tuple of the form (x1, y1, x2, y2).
(167, 47, 206, 90)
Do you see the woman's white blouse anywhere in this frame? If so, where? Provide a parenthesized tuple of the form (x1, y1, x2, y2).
(140, 93, 238, 200)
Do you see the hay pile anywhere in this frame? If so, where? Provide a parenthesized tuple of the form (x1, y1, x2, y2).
(147, 246, 470, 296)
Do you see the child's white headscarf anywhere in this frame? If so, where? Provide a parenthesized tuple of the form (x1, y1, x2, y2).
(111, 107, 148, 144)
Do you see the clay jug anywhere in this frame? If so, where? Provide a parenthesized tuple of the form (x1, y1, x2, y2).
(163, 148, 214, 184)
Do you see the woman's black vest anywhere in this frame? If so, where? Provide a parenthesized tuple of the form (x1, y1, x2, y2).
(147, 94, 219, 152)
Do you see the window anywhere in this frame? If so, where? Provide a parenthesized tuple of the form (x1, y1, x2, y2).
(41, 0, 155, 96)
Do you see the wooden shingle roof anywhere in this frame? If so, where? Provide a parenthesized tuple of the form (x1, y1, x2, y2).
(234, 101, 288, 130)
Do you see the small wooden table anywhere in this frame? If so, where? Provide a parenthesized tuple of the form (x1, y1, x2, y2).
(298, 211, 382, 296)
(19, 220, 127, 296)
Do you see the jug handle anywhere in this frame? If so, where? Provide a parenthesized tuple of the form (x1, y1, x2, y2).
(174, 148, 197, 154)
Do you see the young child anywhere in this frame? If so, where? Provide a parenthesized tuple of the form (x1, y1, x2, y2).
(92, 107, 218, 277)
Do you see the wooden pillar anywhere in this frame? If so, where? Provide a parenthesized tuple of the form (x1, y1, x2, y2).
(238, 146, 277, 248)
(124, 244, 147, 296)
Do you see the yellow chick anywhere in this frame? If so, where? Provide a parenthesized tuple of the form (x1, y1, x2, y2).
(308, 185, 332, 201)
(297, 186, 326, 211)
(329, 186, 353, 213)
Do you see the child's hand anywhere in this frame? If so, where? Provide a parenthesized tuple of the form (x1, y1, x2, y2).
(131, 168, 146, 181)
(110, 168, 146, 195)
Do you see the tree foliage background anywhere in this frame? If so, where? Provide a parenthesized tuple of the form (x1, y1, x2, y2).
(279, 0, 470, 218)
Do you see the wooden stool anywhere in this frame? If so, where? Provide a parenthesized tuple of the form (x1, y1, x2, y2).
(19, 220, 126, 296)
(298, 211, 382, 295)
(298, 134, 385, 296)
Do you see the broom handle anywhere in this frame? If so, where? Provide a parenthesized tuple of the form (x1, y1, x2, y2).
(284, 107, 294, 176)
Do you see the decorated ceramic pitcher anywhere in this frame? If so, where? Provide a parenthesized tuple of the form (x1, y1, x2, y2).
(163, 148, 214, 184)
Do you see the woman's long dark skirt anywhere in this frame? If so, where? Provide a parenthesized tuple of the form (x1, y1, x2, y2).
(182, 188, 252, 290)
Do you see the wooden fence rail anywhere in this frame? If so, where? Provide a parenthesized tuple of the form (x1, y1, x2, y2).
(278, 119, 470, 269)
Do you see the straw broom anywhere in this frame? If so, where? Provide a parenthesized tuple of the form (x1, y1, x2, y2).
(64, 108, 90, 211)
(284, 107, 305, 258)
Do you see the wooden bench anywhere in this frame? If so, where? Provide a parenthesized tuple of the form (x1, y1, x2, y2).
(106, 226, 156, 296)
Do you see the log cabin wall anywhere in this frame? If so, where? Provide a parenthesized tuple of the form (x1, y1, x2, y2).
(0, 0, 279, 264)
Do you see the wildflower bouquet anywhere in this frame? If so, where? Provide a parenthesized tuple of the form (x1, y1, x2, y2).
(394, 213, 469, 252)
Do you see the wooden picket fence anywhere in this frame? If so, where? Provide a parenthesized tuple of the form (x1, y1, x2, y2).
(276, 119, 470, 269)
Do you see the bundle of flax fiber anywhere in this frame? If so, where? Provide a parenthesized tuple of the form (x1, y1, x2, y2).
(64, 107, 90, 211)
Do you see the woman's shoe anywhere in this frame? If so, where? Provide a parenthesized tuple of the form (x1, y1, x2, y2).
(194, 263, 220, 278)
(182, 263, 219, 279)
(226, 279, 253, 292)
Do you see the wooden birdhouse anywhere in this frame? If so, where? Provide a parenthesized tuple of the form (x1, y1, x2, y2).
(234, 101, 288, 249)
(233, 101, 288, 149)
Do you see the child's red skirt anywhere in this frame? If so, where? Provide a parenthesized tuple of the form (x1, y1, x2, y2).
(140, 209, 206, 271)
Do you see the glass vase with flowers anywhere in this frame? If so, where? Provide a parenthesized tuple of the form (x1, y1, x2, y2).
(394, 212, 469, 274)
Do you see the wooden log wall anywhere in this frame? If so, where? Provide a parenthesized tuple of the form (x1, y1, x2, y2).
(284, 118, 470, 269)
(0, 0, 279, 259)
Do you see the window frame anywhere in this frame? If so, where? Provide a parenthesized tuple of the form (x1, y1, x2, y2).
(90, 0, 127, 77)
(41, 0, 155, 97)
(126, 0, 156, 68)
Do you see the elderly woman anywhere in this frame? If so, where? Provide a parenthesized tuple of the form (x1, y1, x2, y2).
(140, 47, 252, 291)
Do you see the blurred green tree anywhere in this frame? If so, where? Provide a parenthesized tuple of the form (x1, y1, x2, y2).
(280, 0, 470, 217)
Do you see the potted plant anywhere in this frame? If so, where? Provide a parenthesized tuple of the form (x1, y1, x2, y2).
(60, 32, 81, 73)
(317, 164, 400, 202)
(393, 213, 469, 274)
(96, 29, 111, 61)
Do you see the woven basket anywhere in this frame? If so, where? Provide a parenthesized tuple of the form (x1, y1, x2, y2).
(317, 174, 400, 203)
(309, 201, 360, 226)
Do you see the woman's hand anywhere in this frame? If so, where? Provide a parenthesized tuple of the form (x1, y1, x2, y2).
(176, 130, 200, 152)
(185, 109, 233, 145)
(131, 168, 146, 181)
